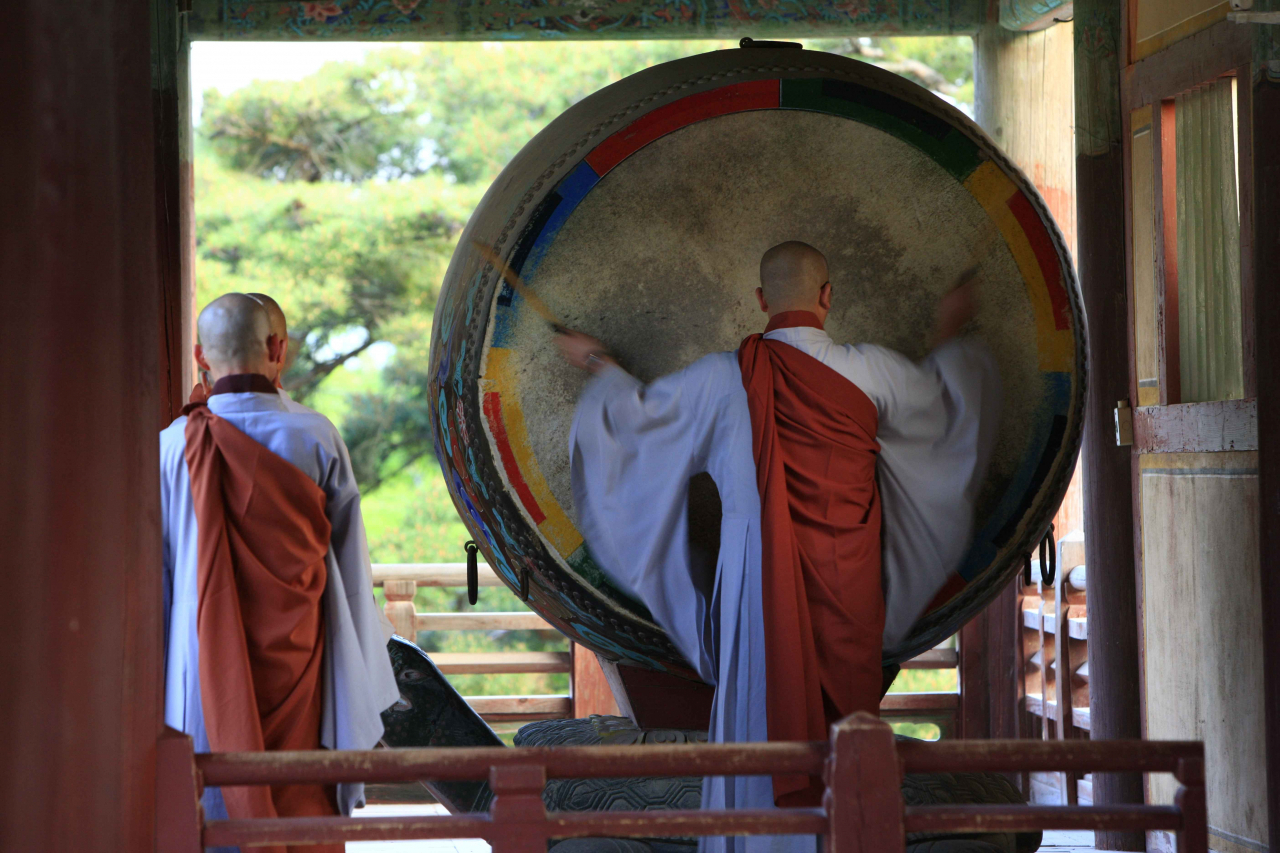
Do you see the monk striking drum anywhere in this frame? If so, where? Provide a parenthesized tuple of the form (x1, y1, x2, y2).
(561, 241, 1000, 853)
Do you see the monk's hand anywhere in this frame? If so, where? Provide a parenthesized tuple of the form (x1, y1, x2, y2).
(933, 266, 980, 346)
(556, 330, 617, 374)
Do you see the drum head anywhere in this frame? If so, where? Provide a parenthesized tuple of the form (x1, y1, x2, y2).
(430, 47, 1084, 674)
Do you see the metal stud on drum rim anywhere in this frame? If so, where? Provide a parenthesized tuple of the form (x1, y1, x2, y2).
(429, 46, 1085, 675)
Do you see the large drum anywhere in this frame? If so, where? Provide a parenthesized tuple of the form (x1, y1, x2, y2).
(428, 45, 1084, 676)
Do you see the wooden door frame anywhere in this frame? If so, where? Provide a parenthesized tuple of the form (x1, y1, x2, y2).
(1118, 12, 1258, 816)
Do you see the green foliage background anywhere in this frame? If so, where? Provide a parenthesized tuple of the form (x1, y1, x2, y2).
(196, 38, 973, 731)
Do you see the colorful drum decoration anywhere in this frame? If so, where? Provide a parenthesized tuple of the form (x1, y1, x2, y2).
(429, 46, 1085, 675)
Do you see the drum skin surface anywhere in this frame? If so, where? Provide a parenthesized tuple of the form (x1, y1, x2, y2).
(428, 47, 1085, 675)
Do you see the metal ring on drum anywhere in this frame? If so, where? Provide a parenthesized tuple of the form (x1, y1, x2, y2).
(428, 46, 1085, 679)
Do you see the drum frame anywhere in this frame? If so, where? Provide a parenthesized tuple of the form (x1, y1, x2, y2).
(429, 47, 1086, 674)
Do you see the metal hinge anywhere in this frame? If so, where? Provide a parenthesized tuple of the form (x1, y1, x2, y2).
(1115, 400, 1134, 447)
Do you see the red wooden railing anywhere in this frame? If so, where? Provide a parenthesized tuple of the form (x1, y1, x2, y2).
(157, 713, 1206, 853)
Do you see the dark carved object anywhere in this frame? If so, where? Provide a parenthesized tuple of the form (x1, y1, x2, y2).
(380, 636, 501, 812)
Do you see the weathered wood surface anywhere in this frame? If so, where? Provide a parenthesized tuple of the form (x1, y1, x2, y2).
(467, 695, 572, 720)
(1253, 75, 1280, 853)
(904, 804, 1182, 833)
(374, 563, 504, 587)
(1133, 399, 1258, 453)
(825, 714, 904, 853)
(197, 742, 829, 786)
(901, 649, 960, 669)
(1, 2, 165, 849)
(571, 647, 621, 718)
(431, 652, 571, 674)
(879, 693, 959, 712)
(190, 725, 1208, 851)
(896, 738, 1201, 773)
(1122, 19, 1251, 110)
(417, 612, 554, 632)
(1138, 453, 1267, 845)
(1076, 0, 1144, 842)
(156, 728, 202, 853)
(204, 809, 830, 847)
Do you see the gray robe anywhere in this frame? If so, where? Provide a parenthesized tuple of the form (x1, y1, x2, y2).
(570, 328, 1000, 853)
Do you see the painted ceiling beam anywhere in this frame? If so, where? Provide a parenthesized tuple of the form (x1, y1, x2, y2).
(188, 0, 988, 41)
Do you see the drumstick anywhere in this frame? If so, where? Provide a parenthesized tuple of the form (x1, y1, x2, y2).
(954, 226, 999, 287)
(471, 240, 567, 333)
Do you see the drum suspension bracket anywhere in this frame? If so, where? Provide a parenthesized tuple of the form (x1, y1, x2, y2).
(1023, 523, 1057, 587)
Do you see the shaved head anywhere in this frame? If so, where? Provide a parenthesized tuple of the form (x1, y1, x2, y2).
(246, 292, 290, 385)
(196, 293, 272, 378)
(247, 292, 287, 340)
(759, 241, 829, 313)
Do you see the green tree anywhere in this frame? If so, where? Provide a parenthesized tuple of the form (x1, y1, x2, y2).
(197, 36, 975, 508)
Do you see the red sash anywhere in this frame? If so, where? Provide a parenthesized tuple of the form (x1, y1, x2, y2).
(737, 311, 885, 807)
(184, 400, 341, 853)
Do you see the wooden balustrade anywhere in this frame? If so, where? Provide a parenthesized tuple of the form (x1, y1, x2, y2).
(373, 563, 962, 730)
(1018, 529, 1092, 804)
(374, 563, 616, 722)
(156, 716, 1208, 853)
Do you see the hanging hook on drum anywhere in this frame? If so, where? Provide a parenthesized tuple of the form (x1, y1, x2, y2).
(1038, 523, 1057, 586)
(464, 540, 480, 606)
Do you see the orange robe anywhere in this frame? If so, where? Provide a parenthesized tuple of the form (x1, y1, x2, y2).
(738, 311, 885, 807)
(184, 391, 341, 853)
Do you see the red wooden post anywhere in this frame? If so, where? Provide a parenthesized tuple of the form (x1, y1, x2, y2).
(572, 645, 621, 718)
(489, 764, 550, 853)
(1173, 756, 1207, 853)
(156, 727, 203, 853)
(824, 713, 904, 853)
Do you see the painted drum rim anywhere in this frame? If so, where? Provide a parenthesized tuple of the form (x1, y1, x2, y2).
(429, 47, 1087, 675)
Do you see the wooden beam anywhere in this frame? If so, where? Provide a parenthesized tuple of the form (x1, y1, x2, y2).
(1251, 72, 1280, 853)
(901, 649, 960, 670)
(1133, 399, 1258, 453)
(1075, 0, 1144, 845)
(879, 693, 959, 712)
(152, 0, 185, 425)
(1121, 19, 1252, 111)
(374, 563, 504, 587)
(416, 612, 554, 632)
(465, 695, 573, 721)
(186, 0, 988, 41)
(429, 652, 571, 674)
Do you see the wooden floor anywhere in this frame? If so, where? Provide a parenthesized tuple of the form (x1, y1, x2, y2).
(1040, 830, 1102, 853)
(347, 808, 1106, 852)
(348, 804, 489, 853)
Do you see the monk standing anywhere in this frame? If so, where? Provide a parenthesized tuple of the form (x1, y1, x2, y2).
(561, 242, 1000, 853)
(160, 294, 399, 853)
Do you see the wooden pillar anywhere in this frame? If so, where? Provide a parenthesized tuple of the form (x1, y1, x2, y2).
(1074, 1, 1144, 847)
(153, 0, 183, 423)
(383, 580, 419, 640)
(571, 646, 621, 719)
(1251, 63, 1280, 853)
(0, 1, 164, 848)
(969, 20, 1075, 745)
(975, 20, 1077, 253)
